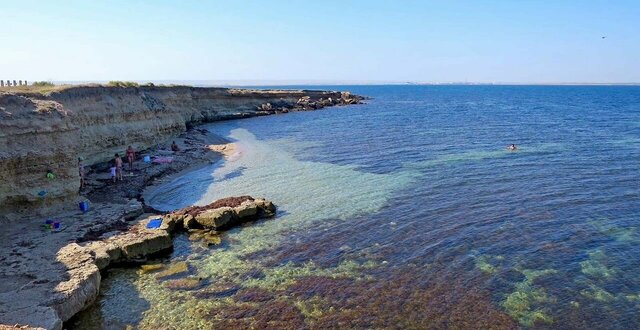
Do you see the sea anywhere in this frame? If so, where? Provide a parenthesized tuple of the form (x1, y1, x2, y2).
(70, 85, 640, 329)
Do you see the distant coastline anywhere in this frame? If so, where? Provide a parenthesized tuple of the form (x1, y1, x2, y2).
(30, 80, 640, 87)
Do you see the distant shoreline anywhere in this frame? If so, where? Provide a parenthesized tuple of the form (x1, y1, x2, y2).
(14, 81, 638, 87)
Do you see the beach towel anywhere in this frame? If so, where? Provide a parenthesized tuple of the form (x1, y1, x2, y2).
(146, 218, 163, 229)
(152, 156, 174, 164)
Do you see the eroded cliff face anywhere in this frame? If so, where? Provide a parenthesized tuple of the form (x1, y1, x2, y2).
(0, 86, 360, 216)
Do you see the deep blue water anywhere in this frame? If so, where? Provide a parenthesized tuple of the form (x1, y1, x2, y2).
(74, 85, 640, 329)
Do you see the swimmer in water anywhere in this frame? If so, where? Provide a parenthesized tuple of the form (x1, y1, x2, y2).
(507, 144, 518, 151)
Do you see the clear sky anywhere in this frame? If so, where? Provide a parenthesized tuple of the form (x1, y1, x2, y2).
(1, 0, 639, 84)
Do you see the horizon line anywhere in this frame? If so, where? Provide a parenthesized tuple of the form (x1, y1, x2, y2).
(40, 80, 640, 87)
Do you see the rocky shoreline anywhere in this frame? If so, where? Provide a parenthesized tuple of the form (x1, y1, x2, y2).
(0, 88, 363, 329)
(0, 128, 235, 329)
(0, 85, 363, 217)
(52, 196, 276, 330)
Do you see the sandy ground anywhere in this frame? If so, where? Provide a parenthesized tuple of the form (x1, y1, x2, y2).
(206, 143, 237, 158)
(0, 127, 231, 328)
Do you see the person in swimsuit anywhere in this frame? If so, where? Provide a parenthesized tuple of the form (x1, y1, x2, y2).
(110, 163, 117, 183)
(126, 146, 135, 170)
(507, 144, 518, 151)
(114, 153, 123, 181)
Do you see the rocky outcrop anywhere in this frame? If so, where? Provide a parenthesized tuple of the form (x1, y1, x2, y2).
(0, 199, 144, 330)
(0, 196, 276, 329)
(0, 85, 362, 216)
(167, 196, 276, 230)
(49, 244, 101, 324)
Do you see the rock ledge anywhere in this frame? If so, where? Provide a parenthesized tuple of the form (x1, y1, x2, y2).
(10, 197, 275, 330)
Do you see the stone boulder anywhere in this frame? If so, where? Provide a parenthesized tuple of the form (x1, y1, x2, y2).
(259, 103, 273, 112)
(194, 206, 235, 228)
(167, 196, 276, 230)
(48, 244, 101, 325)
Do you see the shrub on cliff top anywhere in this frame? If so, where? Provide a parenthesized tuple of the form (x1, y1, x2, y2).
(108, 81, 139, 88)
(32, 81, 55, 87)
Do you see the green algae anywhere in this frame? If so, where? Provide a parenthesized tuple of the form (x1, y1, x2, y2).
(503, 284, 552, 327)
(472, 254, 557, 327)
(624, 294, 640, 302)
(476, 258, 496, 274)
(474, 254, 505, 274)
(241, 260, 375, 291)
(294, 296, 333, 320)
(520, 268, 557, 281)
(589, 218, 637, 242)
(580, 283, 615, 302)
(502, 268, 557, 327)
(116, 253, 380, 329)
(580, 249, 616, 279)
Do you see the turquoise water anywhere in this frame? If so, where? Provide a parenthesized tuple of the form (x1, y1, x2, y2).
(72, 86, 640, 329)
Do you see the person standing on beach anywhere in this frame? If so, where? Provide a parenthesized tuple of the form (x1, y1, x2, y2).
(126, 145, 135, 170)
(110, 162, 117, 183)
(78, 157, 86, 189)
(114, 153, 123, 181)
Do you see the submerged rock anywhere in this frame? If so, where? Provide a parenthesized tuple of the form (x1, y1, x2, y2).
(192, 283, 241, 299)
(163, 277, 204, 290)
(188, 229, 222, 246)
(140, 263, 164, 274)
(155, 261, 189, 279)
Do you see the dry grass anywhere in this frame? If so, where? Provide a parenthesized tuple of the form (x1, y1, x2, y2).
(0, 84, 75, 95)
(0, 83, 191, 95)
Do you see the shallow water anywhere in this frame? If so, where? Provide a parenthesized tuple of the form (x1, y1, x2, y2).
(71, 85, 640, 329)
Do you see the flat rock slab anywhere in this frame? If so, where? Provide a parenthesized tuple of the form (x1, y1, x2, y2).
(0, 196, 276, 329)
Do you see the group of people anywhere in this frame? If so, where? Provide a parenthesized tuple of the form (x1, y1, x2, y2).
(111, 146, 136, 182)
(77, 146, 135, 187)
(78, 141, 182, 188)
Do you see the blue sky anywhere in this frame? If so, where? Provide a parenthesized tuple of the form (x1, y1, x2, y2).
(1, 0, 639, 83)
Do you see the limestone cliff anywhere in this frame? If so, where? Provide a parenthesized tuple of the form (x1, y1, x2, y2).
(0, 85, 361, 216)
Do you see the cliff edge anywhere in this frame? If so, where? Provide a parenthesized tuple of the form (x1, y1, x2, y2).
(0, 85, 361, 217)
